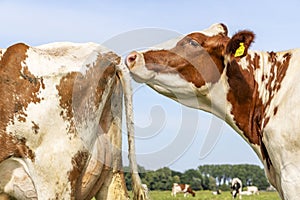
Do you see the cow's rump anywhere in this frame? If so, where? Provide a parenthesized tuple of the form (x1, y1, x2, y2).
(0, 42, 146, 200)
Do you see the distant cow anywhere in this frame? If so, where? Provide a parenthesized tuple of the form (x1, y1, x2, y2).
(126, 23, 300, 199)
(247, 186, 259, 195)
(171, 183, 195, 197)
(212, 189, 221, 195)
(141, 184, 149, 196)
(240, 191, 252, 196)
(231, 178, 242, 199)
(0, 42, 136, 199)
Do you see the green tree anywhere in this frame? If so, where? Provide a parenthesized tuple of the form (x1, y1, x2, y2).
(208, 176, 217, 190)
(202, 175, 210, 190)
(141, 167, 173, 190)
(124, 164, 269, 192)
(172, 175, 180, 184)
(198, 164, 269, 190)
(123, 165, 147, 190)
(181, 169, 203, 190)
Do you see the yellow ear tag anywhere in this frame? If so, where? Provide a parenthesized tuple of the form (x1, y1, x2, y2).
(234, 42, 245, 57)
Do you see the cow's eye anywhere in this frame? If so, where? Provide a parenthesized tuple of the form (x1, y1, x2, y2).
(189, 39, 200, 47)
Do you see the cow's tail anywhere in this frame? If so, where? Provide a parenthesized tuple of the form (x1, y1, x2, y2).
(117, 63, 150, 200)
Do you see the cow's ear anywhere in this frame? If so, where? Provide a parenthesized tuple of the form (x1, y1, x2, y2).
(225, 30, 255, 58)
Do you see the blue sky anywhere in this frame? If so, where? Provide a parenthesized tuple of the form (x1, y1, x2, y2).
(1, 0, 300, 172)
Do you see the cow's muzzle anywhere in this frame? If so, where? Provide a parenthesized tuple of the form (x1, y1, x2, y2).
(125, 51, 139, 69)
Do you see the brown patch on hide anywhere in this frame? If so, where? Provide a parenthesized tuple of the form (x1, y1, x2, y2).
(56, 72, 78, 135)
(56, 52, 119, 135)
(177, 184, 195, 196)
(0, 43, 43, 161)
(68, 150, 89, 198)
(0, 43, 42, 131)
(262, 52, 291, 126)
(226, 53, 273, 167)
(31, 121, 39, 134)
(226, 51, 291, 168)
(143, 33, 229, 88)
(226, 54, 262, 145)
(0, 133, 35, 163)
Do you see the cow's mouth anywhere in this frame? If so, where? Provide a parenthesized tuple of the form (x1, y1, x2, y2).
(125, 51, 156, 83)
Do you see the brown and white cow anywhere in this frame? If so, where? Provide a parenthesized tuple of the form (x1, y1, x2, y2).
(171, 183, 195, 197)
(0, 42, 146, 200)
(126, 23, 300, 199)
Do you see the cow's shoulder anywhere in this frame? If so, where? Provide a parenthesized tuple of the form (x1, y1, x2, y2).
(0, 43, 29, 69)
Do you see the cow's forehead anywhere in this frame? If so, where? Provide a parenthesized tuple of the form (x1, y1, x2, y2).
(198, 23, 228, 37)
(144, 23, 227, 51)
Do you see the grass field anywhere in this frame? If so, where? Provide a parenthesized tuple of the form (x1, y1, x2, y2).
(138, 190, 280, 200)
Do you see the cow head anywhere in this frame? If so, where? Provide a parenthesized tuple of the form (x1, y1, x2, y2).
(125, 23, 255, 111)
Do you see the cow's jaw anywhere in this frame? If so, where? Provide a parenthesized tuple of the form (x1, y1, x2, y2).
(127, 50, 231, 120)
(126, 51, 205, 102)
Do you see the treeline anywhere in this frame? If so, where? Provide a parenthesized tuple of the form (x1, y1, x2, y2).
(124, 164, 270, 191)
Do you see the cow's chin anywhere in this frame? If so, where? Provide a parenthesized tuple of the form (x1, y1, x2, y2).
(130, 72, 151, 83)
(148, 84, 175, 98)
(129, 66, 156, 83)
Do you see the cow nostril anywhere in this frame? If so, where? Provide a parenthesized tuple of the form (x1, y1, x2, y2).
(126, 52, 137, 68)
(128, 54, 137, 63)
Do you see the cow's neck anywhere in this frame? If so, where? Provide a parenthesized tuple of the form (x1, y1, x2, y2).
(208, 50, 290, 168)
(223, 52, 263, 146)
(222, 51, 291, 144)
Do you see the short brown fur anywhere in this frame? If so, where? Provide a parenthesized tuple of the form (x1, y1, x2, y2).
(0, 43, 39, 162)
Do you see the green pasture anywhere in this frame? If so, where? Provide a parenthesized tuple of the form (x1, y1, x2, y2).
(128, 190, 280, 200)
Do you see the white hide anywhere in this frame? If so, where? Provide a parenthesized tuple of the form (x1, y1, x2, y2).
(3, 42, 118, 199)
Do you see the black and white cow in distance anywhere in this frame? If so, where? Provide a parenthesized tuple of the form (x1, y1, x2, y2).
(0, 42, 146, 200)
(126, 23, 300, 199)
(231, 178, 242, 199)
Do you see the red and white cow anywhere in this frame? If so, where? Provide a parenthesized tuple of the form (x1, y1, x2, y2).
(0, 42, 146, 200)
(171, 183, 195, 197)
(126, 23, 300, 199)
